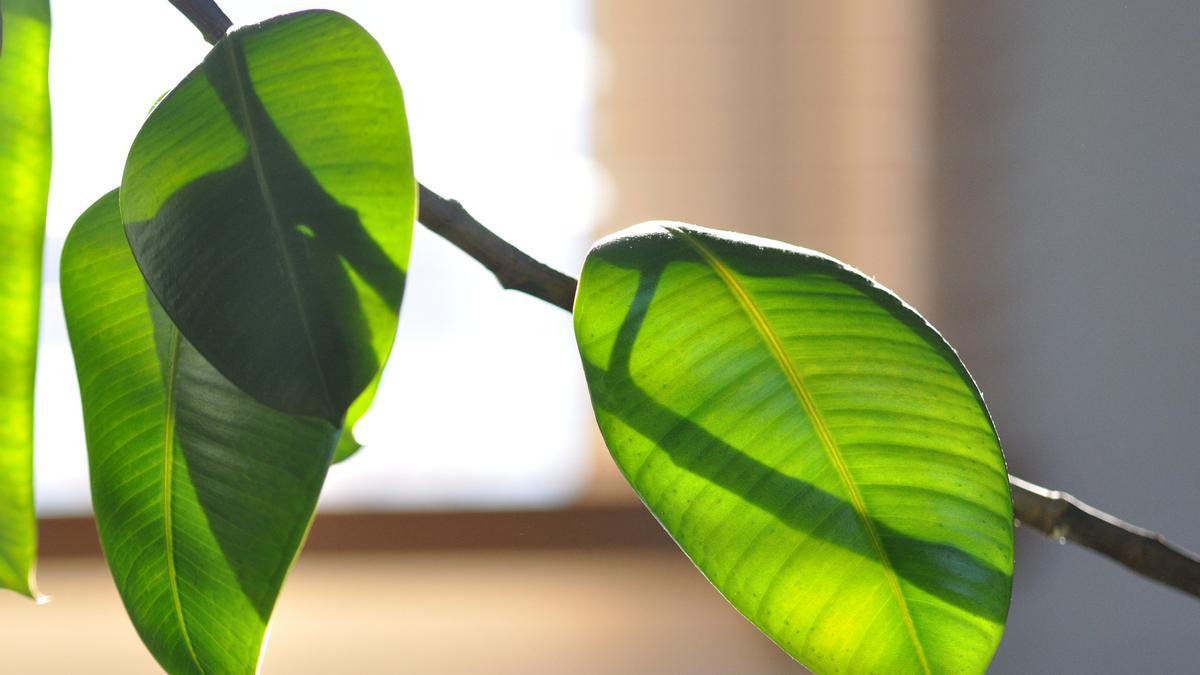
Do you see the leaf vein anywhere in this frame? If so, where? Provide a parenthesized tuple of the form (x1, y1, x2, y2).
(221, 39, 336, 419)
(161, 327, 206, 674)
(666, 226, 932, 674)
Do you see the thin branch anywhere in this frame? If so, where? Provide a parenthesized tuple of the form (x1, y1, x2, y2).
(167, 0, 232, 45)
(417, 184, 1200, 600)
(1010, 476, 1200, 598)
(162, 0, 1200, 601)
(418, 184, 577, 312)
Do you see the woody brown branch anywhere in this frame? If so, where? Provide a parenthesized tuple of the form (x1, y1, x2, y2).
(166, 0, 1200, 604)
(414, 184, 1200, 602)
(417, 185, 577, 312)
(1009, 476, 1200, 598)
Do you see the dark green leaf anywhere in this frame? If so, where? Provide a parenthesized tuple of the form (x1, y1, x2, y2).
(0, 0, 50, 598)
(122, 10, 414, 425)
(63, 190, 339, 674)
(574, 222, 1013, 674)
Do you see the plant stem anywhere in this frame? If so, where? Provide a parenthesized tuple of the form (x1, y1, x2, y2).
(1010, 477, 1200, 598)
(415, 184, 1200, 601)
(166, 0, 1200, 602)
(418, 185, 577, 311)
(166, 0, 231, 45)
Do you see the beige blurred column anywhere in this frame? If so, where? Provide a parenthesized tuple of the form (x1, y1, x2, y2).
(584, 0, 934, 501)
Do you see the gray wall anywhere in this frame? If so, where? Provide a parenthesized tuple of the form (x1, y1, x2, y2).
(932, 2, 1200, 671)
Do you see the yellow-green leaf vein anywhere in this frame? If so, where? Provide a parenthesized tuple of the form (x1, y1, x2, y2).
(666, 225, 931, 674)
(160, 326, 205, 674)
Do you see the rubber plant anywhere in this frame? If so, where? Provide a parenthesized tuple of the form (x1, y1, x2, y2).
(0, 1, 1196, 673)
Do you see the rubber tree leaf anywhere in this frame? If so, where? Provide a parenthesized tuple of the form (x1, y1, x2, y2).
(574, 222, 1013, 674)
(0, 0, 50, 598)
(121, 10, 415, 426)
(63, 190, 340, 674)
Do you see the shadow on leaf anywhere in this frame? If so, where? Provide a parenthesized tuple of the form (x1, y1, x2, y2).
(127, 35, 405, 622)
(125, 37, 404, 425)
(147, 296, 335, 624)
(584, 257, 1010, 625)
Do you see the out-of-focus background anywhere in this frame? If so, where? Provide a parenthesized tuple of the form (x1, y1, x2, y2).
(1, 0, 1198, 672)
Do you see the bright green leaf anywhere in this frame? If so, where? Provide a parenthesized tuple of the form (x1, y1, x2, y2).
(330, 345, 392, 463)
(331, 373, 377, 463)
(122, 10, 415, 425)
(574, 222, 1013, 674)
(63, 190, 339, 674)
(0, 0, 51, 598)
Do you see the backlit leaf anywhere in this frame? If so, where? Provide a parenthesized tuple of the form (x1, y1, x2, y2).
(122, 10, 415, 425)
(0, 0, 50, 597)
(63, 191, 338, 674)
(575, 222, 1013, 673)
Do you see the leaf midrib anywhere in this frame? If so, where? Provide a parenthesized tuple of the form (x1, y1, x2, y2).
(221, 38, 336, 419)
(666, 226, 931, 674)
(161, 326, 205, 674)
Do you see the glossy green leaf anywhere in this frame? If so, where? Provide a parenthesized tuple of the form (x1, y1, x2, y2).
(0, 0, 50, 597)
(574, 222, 1013, 674)
(122, 10, 415, 425)
(63, 190, 339, 674)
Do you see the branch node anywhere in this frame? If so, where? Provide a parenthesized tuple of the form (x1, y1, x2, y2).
(417, 183, 577, 312)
